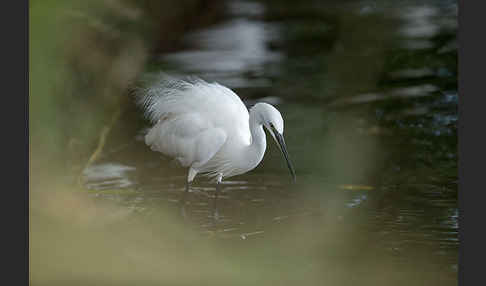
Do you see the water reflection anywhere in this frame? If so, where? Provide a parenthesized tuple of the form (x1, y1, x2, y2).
(162, 1, 281, 88)
(83, 163, 136, 190)
(400, 5, 440, 38)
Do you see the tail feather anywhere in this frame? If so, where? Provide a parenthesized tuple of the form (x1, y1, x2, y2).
(133, 73, 208, 125)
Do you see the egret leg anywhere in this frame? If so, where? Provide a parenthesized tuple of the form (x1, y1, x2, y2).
(181, 180, 190, 203)
(180, 168, 197, 219)
(182, 167, 197, 202)
(212, 174, 223, 221)
(185, 180, 190, 193)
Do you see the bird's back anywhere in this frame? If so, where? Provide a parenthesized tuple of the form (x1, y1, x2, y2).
(135, 74, 250, 167)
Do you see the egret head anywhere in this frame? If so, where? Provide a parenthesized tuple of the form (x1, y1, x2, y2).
(253, 103, 296, 182)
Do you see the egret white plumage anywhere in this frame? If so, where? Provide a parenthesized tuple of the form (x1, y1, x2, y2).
(136, 75, 295, 205)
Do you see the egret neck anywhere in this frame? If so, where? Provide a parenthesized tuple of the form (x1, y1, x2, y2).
(246, 108, 267, 169)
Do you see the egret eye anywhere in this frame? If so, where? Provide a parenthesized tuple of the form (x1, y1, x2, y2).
(269, 123, 276, 133)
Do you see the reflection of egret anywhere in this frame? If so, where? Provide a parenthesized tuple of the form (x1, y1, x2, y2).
(136, 75, 295, 215)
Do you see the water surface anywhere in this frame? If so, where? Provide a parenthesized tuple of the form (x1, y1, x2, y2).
(83, 0, 457, 284)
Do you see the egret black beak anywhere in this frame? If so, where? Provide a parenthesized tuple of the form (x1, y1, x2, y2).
(273, 131, 296, 183)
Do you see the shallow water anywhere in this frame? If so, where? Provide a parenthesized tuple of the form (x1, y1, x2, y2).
(83, 0, 457, 284)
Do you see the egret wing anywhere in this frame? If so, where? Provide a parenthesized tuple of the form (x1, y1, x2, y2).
(145, 113, 227, 168)
(136, 74, 251, 145)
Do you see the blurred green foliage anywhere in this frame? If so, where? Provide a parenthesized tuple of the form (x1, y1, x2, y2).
(30, 0, 219, 185)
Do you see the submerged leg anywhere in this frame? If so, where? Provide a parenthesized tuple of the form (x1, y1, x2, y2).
(180, 180, 190, 204)
(180, 168, 198, 218)
(212, 174, 223, 220)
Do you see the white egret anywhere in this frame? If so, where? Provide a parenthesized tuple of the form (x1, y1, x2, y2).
(136, 74, 295, 209)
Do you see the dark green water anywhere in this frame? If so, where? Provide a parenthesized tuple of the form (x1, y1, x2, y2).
(83, 0, 457, 284)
